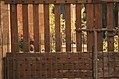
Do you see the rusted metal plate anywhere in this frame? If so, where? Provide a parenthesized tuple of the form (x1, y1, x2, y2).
(4, 0, 92, 4)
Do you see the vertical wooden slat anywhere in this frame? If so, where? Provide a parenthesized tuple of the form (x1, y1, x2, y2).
(10, 4, 18, 79)
(76, 4, 82, 51)
(86, 4, 94, 51)
(33, 4, 40, 52)
(22, 4, 29, 52)
(44, 4, 50, 52)
(107, 3, 114, 77)
(107, 3, 114, 51)
(65, 4, 71, 52)
(86, 4, 94, 78)
(95, 4, 103, 51)
(54, 4, 61, 52)
(118, 4, 119, 51)
(10, 5, 19, 52)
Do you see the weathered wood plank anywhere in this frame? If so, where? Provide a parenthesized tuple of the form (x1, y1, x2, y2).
(76, 4, 82, 51)
(95, 4, 103, 51)
(33, 4, 40, 52)
(118, 4, 119, 51)
(65, 4, 71, 52)
(10, 4, 18, 79)
(44, 4, 50, 52)
(107, 3, 114, 77)
(6, 53, 92, 78)
(22, 4, 29, 52)
(107, 3, 114, 51)
(54, 4, 61, 52)
(86, 4, 94, 51)
(10, 4, 19, 52)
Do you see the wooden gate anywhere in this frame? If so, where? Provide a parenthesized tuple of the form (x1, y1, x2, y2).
(2, 0, 119, 79)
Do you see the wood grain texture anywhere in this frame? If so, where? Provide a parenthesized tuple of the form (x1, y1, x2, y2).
(86, 4, 94, 51)
(33, 4, 40, 52)
(65, 4, 71, 52)
(107, 3, 114, 51)
(22, 4, 30, 52)
(76, 4, 82, 51)
(10, 4, 19, 52)
(54, 4, 61, 52)
(107, 3, 114, 77)
(5, 53, 93, 78)
(95, 4, 103, 51)
(44, 4, 50, 52)
(118, 4, 119, 51)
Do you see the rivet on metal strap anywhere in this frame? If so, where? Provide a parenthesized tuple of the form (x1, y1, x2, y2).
(76, 0, 78, 2)
(21, 1, 24, 3)
(30, 63, 33, 66)
(63, 63, 65, 65)
(52, 63, 54, 65)
(20, 74, 22, 77)
(25, 69, 27, 71)
(43, 0, 46, 3)
(32, 1, 35, 3)
(79, 57, 81, 59)
(85, 74, 87, 76)
(57, 57, 60, 59)
(54, 0, 56, 2)
(73, 63, 76, 65)
(20, 64, 22, 66)
(36, 69, 38, 71)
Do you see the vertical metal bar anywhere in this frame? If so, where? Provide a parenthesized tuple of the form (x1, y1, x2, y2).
(102, 49, 104, 78)
(40, 52, 42, 78)
(7, 54, 9, 79)
(94, 30, 98, 79)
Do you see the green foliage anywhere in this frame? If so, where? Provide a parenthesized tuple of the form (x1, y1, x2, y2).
(49, 4, 87, 51)
(103, 38, 118, 51)
(19, 34, 34, 51)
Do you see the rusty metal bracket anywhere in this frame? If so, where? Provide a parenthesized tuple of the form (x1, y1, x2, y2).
(75, 28, 117, 36)
(11, 0, 15, 12)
